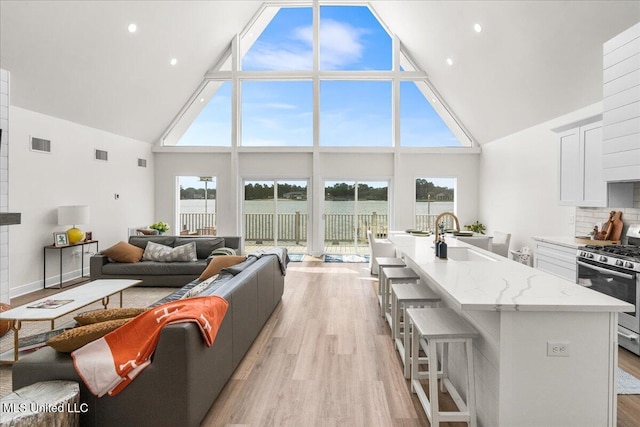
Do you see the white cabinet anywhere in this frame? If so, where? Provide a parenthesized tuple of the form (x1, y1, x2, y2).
(603, 22, 640, 182)
(533, 240, 577, 282)
(557, 119, 634, 207)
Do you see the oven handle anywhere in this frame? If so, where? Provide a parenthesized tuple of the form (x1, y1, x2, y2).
(618, 331, 639, 342)
(576, 260, 635, 280)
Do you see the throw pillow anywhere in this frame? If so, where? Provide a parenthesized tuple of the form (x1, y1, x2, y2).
(180, 275, 219, 299)
(136, 228, 158, 236)
(210, 247, 237, 256)
(101, 241, 144, 263)
(199, 255, 247, 281)
(47, 318, 130, 353)
(74, 307, 147, 326)
(0, 303, 11, 337)
(142, 241, 198, 262)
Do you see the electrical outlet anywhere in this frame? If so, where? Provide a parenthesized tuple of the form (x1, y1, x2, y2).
(547, 341, 570, 357)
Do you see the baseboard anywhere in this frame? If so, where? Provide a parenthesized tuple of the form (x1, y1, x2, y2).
(10, 267, 89, 299)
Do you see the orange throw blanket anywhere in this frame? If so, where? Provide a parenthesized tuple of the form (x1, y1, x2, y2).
(72, 296, 228, 397)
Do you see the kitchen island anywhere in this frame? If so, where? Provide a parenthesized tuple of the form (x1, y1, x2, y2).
(388, 233, 633, 427)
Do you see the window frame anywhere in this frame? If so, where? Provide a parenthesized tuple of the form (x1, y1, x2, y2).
(159, 2, 476, 149)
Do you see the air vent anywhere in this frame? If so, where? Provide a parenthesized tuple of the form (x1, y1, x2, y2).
(95, 149, 108, 161)
(138, 158, 147, 168)
(31, 137, 51, 153)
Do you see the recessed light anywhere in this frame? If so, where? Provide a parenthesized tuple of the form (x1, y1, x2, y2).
(128, 23, 137, 33)
(474, 23, 482, 33)
(446, 58, 453, 66)
(432, 98, 437, 103)
(170, 58, 178, 66)
(199, 98, 205, 103)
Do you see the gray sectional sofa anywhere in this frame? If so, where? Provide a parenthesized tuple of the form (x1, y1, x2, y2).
(13, 249, 287, 427)
(90, 235, 242, 287)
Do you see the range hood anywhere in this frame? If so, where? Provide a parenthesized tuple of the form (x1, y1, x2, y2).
(0, 213, 21, 225)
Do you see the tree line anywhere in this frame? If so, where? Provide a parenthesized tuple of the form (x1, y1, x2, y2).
(181, 180, 453, 201)
(415, 179, 454, 201)
(180, 187, 217, 199)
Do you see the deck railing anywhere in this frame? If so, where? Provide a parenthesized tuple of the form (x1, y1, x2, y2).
(180, 212, 449, 242)
(179, 213, 217, 234)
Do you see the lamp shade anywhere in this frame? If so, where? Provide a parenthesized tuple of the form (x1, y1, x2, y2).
(58, 205, 90, 226)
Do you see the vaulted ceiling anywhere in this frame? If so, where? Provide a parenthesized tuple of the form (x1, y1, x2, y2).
(1, 1, 638, 145)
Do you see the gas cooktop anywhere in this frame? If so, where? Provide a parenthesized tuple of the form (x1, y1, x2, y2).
(583, 244, 640, 259)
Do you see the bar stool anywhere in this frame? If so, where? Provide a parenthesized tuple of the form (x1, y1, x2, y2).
(375, 257, 405, 316)
(407, 307, 478, 427)
(390, 283, 441, 378)
(381, 267, 420, 325)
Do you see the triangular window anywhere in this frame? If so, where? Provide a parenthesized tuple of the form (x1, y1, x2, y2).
(163, 3, 474, 148)
(172, 81, 231, 147)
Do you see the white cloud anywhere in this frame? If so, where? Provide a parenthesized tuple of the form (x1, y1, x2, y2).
(243, 19, 366, 70)
(264, 102, 297, 110)
(317, 19, 366, 70)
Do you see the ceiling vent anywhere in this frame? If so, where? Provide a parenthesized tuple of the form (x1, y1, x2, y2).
(138, 158, 147, 168)
(95, 149, 108, 161)
(30, 137, 51, 153)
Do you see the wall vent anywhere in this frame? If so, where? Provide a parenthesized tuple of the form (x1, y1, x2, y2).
(30, 137, 51, 153)
(95, 149, 108, 161)
(138, 158, 147, 168)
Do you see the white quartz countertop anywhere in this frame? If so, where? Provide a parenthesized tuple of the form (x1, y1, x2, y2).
(389, 233, 633, 313)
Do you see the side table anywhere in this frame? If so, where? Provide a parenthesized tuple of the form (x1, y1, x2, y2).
(43, 240, 99, 289)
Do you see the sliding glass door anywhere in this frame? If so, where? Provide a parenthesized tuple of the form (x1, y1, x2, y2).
(243, 180, 308, 253)
(324, 180, 388, 254)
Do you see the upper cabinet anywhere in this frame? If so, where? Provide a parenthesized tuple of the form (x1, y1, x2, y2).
(603, 22, 640, 182)
(556, 118, 634, 207)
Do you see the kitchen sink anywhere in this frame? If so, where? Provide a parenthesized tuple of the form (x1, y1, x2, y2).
(446, 246, 497, 262)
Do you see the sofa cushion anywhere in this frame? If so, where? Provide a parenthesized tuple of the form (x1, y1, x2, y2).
(47, 319, 129, 353)
(199, 255, 247, 281)
(103, 259, 208, 276)
(101, 241, 144, 263)
(174, 237, 225, 259)
(74, 308, 147, 326)
(143, 241, 198, 262)
(129, 235, 176, 250)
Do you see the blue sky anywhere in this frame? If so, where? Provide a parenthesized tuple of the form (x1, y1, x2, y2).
(178, 5, 459, 148)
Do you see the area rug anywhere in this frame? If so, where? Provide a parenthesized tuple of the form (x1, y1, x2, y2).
(288, 254, 305, 262)
(323, 254, 370, 263)
(0, 287, 171, 398)
(618, 367, 640, 394)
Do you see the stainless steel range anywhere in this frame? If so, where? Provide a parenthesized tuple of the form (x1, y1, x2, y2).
(577, 224, 640, 355)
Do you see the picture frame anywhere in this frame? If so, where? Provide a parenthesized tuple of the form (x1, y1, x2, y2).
(54, 232, 68, 247)
(85, 231, 93, 241)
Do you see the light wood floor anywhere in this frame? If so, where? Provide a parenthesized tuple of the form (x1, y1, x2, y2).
(7, 262, 640, 426)
(201, 261, 640, 427)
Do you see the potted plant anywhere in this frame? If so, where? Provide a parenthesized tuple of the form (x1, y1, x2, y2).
(464, 221, 486, 234)
(149, 221, 170, 235)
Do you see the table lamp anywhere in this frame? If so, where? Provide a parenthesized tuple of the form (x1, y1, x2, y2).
(58, 205, 90, 244)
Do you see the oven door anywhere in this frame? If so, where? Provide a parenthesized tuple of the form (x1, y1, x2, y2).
(577, 258, 639, 333)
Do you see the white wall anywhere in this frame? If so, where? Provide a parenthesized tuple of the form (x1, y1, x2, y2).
(8, 106, 154, 297)
(0, 69, 10, 303)
(154, 150, 480, 255)
(478, 103, 604, 253)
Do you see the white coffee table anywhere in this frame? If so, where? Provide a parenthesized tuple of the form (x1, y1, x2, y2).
(0, 279, 141, 363)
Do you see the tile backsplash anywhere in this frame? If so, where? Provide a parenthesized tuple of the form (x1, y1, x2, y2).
(575, 182, 640, 242)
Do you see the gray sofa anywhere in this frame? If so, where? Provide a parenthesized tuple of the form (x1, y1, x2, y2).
(90, 235, 242, 287)
(13, 249, 287, 427)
